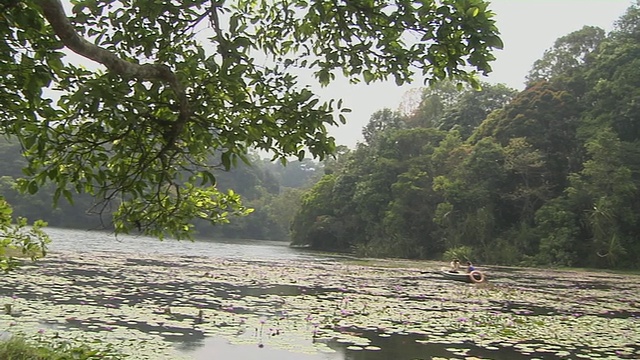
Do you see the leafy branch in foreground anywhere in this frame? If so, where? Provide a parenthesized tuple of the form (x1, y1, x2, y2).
(0, 197, 50, 272)
(1, 0, 502, 240)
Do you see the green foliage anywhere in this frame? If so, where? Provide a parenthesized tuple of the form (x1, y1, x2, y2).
(526, 26, 605, 84)
(362, 109, 405, 146)
(0, 336, 124, 360)
(406, 81, 462, 128)
(292, 3, 640, 269)
(262, 187, 305, 239)
(535, 199, 580, 267)
(580, 5, 640, 143)
(0, 136, 316, 241)
(0, 0, 501, 243)
(501, 138, 551, 223)
(0, 196, 50, 272)
(290, 175, 340, 248)
(475, 81, 582, 193)
(5, 0, 640, 270)
(443, 246, 473, 262)
(432, 83, 517, 138)
(564, 129, 638, 268)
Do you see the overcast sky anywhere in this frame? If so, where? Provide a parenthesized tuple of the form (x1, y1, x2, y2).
(322, 0, 635, 149)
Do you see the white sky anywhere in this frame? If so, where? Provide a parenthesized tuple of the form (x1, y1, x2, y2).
(323, 0, 635, 149)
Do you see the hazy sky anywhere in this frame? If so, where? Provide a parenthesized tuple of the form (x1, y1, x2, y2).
(322, 0, 635, 149)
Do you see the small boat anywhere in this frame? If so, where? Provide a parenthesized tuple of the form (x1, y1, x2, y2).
(439, 268, 486, 283)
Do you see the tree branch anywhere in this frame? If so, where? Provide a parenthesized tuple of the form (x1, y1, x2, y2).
(39, 0, 190, 145)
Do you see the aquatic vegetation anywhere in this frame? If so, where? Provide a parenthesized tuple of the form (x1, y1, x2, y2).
(0, 252, 639, 359)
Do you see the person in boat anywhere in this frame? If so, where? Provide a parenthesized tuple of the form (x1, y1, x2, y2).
(449, 258, 461, 272)
(466, 261, 475, 273)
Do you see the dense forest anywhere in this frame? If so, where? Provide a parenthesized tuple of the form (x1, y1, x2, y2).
(2, 3, 639, 270)
(291, 4, 640, 270)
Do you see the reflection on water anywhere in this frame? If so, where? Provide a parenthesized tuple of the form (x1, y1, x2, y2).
(3, 228, 639, 360)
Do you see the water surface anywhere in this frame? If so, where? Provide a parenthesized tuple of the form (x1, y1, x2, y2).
(1, 228, 639, 360)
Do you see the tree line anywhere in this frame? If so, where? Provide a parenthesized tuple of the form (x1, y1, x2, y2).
(290, 3, 640, 270)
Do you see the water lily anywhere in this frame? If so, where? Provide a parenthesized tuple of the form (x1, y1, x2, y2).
(2, 249, 639, 360)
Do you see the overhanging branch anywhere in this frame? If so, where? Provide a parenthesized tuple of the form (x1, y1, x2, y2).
(39, 0, 190, 146)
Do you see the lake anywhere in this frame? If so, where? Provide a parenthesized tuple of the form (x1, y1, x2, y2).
(1, 228, 639, 359)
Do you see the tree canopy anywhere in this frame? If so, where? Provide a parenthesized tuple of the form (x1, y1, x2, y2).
(0, 0, 502, 251)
